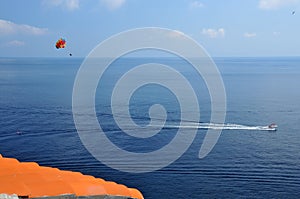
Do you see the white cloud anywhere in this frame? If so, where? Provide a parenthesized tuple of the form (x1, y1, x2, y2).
(43, 0, 79, 11)
(0, 19, 48, 35)
(6, 40, 25, 47)
(101, 0, 126, 10)
(202, 28, 225, 38)
(66, 0, 79, 10)
(259, 0, 299, 10)
(244, 32, 257, 38)
(190, 1, 204, 8)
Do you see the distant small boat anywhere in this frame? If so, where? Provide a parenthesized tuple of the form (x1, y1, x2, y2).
(268, 123, 278, 131)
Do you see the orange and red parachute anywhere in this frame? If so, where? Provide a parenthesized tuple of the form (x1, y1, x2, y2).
(55, 38, 66, 49)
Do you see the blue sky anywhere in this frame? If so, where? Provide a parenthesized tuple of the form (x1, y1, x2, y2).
(0, 0, 300, 57)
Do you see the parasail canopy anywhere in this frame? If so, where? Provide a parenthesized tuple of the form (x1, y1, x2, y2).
(55, 38, 66, 49)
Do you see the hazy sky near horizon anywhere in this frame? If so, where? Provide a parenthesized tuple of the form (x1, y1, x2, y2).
(0, 0, 300, 57)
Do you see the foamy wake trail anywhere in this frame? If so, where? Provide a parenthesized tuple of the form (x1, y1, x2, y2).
(151, 122, 276, 131)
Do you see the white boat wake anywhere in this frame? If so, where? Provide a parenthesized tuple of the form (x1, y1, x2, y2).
(109, 114, 278, 131)
(152, 122, 278, 131)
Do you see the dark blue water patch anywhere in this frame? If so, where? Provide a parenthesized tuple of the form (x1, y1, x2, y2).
(95, 56, 212, 111)
(97, 83, 181, 153)
(0, 58, 80, 107)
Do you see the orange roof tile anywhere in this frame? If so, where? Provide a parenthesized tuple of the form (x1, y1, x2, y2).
(0, 154, 143, 199)
(129, 188, 144, 199)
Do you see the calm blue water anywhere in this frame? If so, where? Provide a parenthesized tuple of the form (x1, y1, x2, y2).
(1, 57, 300, 198)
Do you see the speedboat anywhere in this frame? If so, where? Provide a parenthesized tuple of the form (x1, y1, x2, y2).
(268, 123, 278, 131)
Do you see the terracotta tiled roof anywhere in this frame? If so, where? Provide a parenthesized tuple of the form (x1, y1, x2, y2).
(0, 155, 143, 199)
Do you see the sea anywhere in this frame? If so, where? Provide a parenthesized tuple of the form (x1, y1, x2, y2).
(0, 57, 300, 198)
